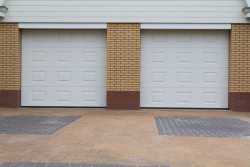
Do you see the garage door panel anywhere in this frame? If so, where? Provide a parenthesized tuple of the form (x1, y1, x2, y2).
(141, 30, 228, 108)
(141, 30, 228, 48)
(141, 48, 228, 68)
(22, 48, 106, 67)
(141, 68, 227, 88)
(22, 66, 106, 87)
(21, 87, 106, 107)
(22, 30, 106, 107)
(141, 88, 228, 108)
(22, 30, 106, 48)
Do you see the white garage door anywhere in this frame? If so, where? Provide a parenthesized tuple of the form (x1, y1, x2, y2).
(22, 30, 106, 107)
(141, 30, 228, 108)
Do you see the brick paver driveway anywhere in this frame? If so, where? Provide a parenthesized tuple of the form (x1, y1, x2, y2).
(0, 108, 250, 167)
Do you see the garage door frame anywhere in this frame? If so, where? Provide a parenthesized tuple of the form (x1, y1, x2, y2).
(140, 27, 230, 109)
(21, 27, 107, 107)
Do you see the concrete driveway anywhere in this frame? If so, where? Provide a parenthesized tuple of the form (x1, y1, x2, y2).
(0, 108, 250, 167)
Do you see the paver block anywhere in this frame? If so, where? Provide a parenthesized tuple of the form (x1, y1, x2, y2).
(0, 116, 80, 135)
(155, 117, 250, 138)
(0, 162, 15, 167)
(33, 163, 47, 167)
(93, 164, 115, 167)
(47, 163, 70, 167)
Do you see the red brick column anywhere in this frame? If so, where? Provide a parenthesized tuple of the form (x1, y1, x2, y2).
(106, 24, 140, 110)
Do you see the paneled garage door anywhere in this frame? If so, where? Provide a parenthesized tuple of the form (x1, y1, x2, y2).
(141, 30, 228, 108)
(22, 30, 106, 107)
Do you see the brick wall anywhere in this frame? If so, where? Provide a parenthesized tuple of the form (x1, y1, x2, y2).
(1, 22, 249, 111)
(0, 24, 21, 107)
(107, 23, 140, 109)
(229, 24, 250, 112)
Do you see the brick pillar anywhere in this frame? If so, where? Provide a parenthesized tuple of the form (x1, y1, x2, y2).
(229, 24, 250, 112)
(0, 24, 21, 107)
(106, 23, 140, 110)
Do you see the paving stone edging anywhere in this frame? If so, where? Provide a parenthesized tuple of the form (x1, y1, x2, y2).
(0, 162, 170, 167)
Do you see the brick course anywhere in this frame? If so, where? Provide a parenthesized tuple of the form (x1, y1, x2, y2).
(229, 92, 250, 112)
(107, 91, 140, 110)
(0, 24, 21, 107)
(229, 24, 250, 112)
(106, 23, 140, 110)
(0, 90, 20, 108)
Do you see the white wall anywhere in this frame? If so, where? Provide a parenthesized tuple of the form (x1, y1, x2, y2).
(2, 0, 250, 23)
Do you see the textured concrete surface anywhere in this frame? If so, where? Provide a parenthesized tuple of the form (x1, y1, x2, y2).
(0, 108, 250, 167)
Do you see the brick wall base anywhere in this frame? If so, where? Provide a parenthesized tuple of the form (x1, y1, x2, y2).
(229, 92, 250, 112)
(0, 90, 20, 108)
(107, 91, 140, 110)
